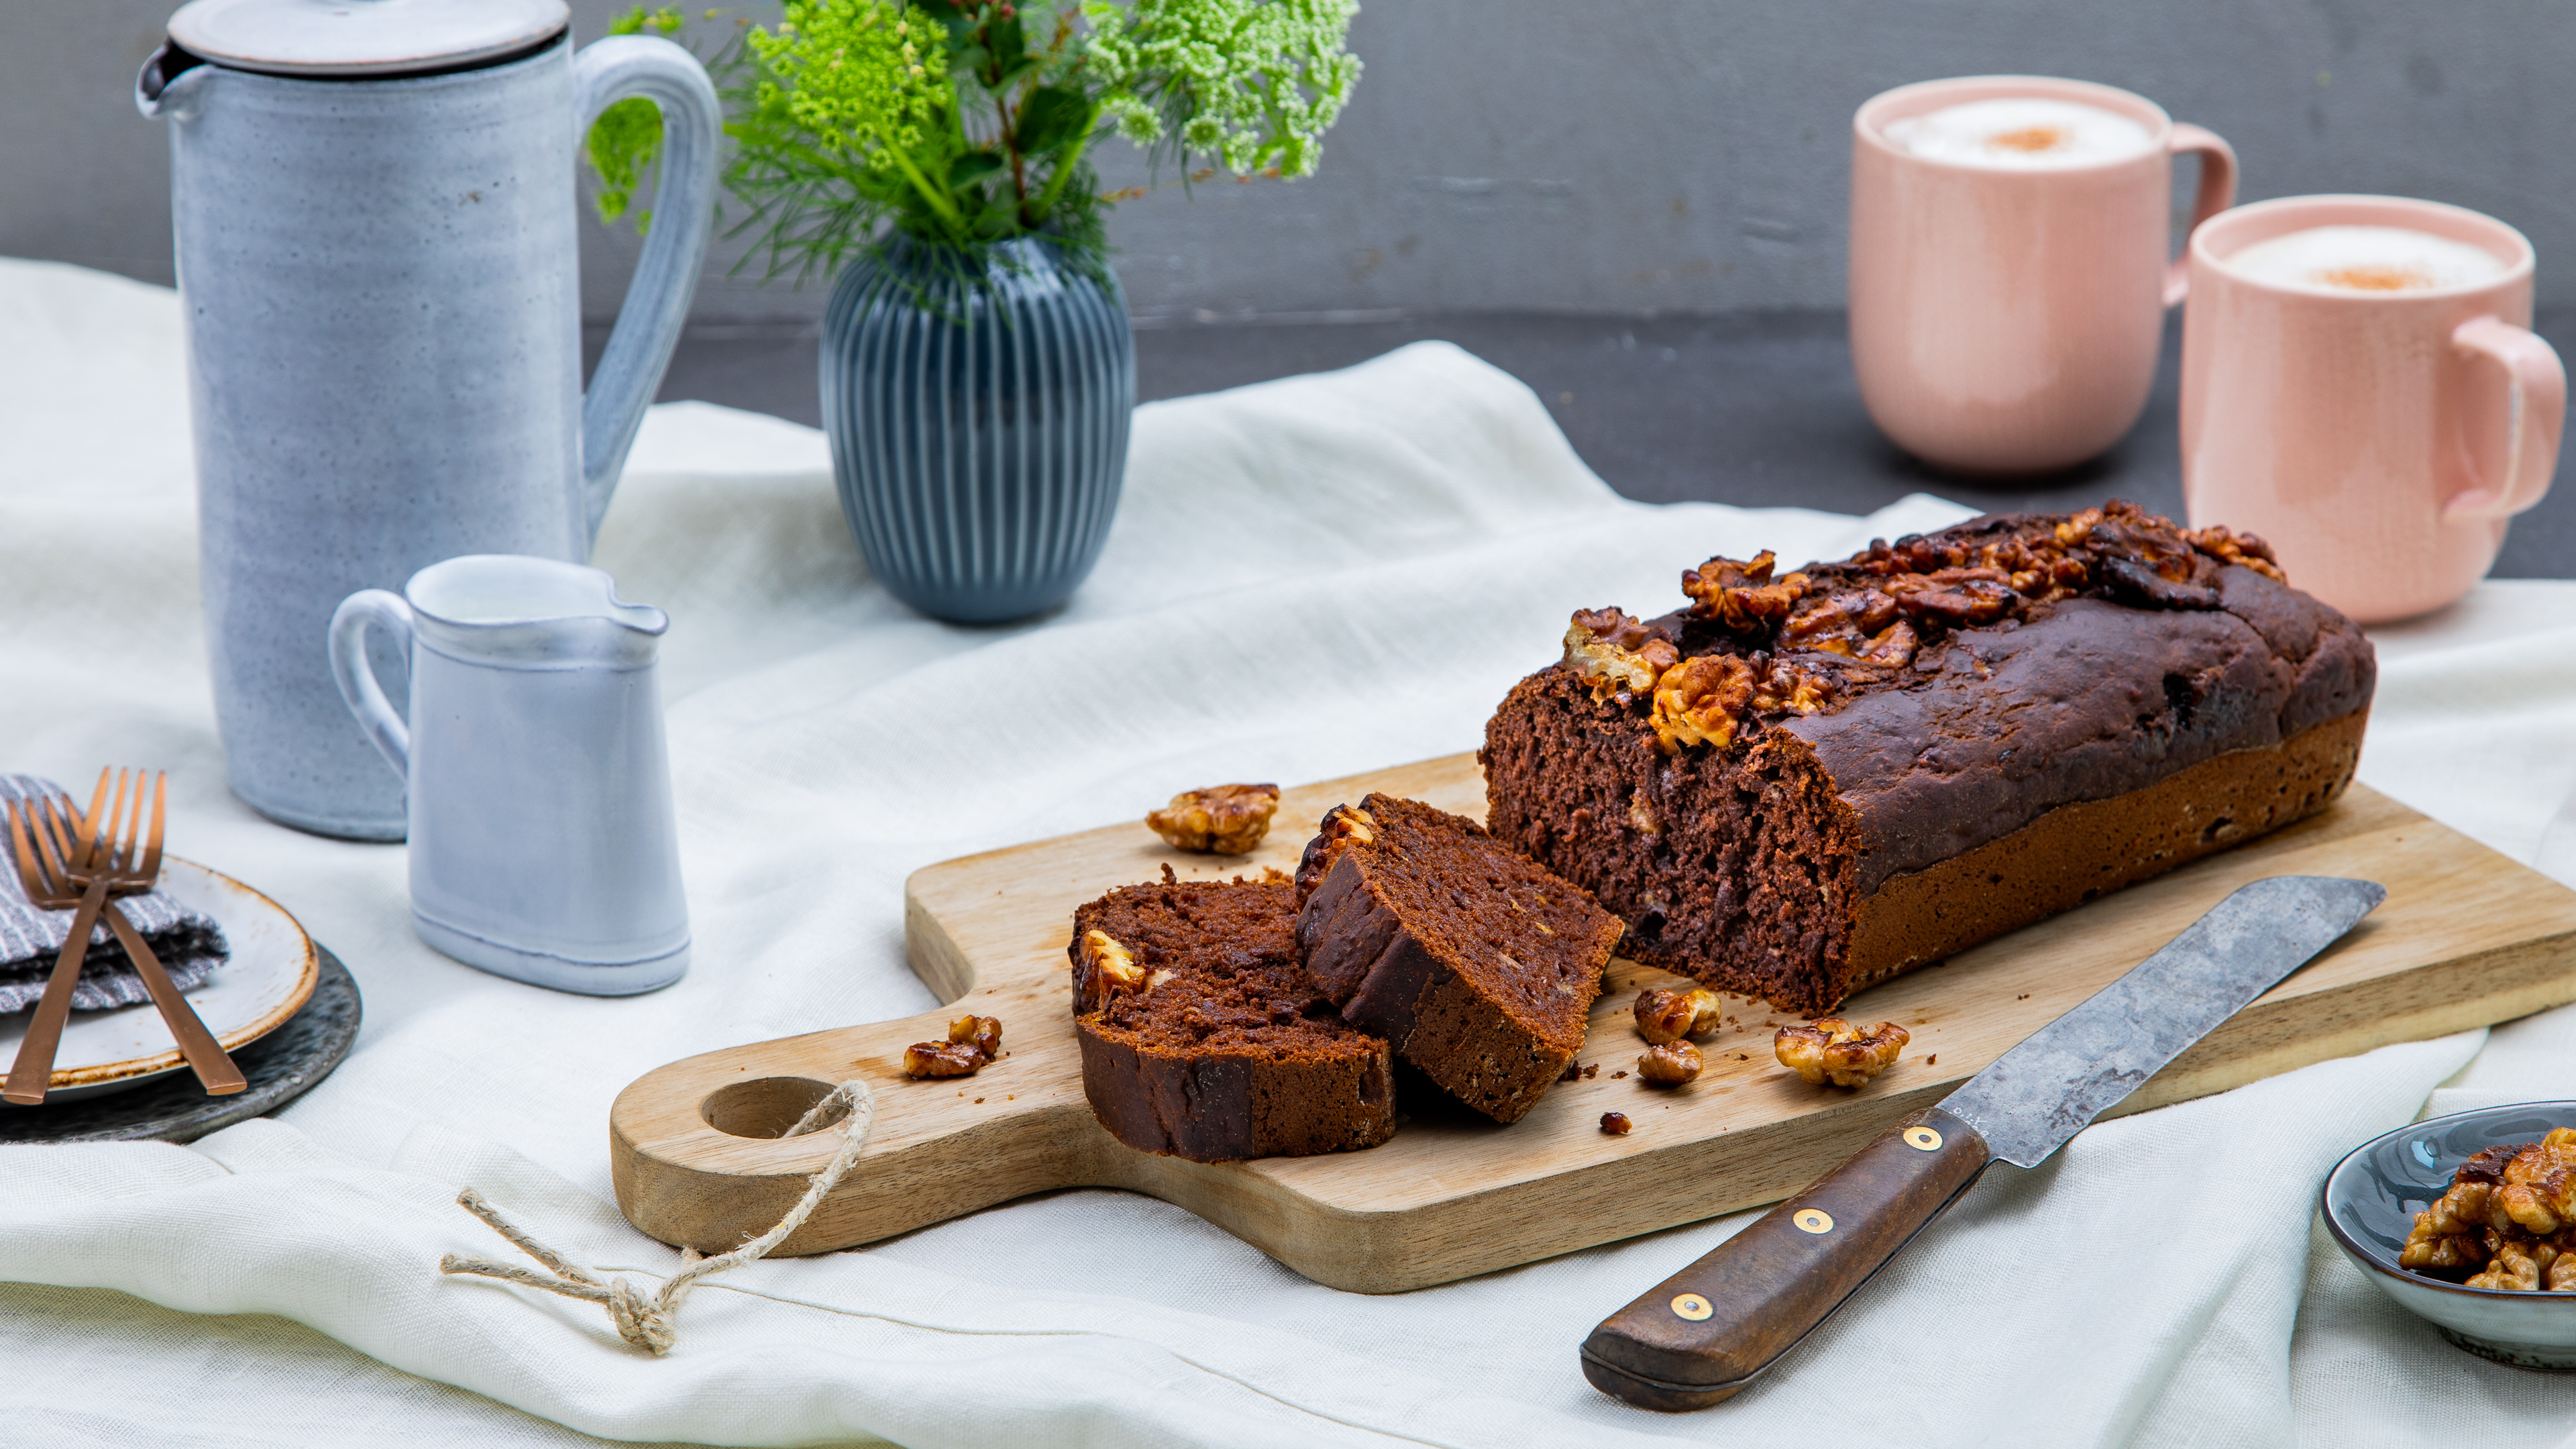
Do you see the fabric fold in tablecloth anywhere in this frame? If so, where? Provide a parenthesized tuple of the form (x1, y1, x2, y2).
(3, 256, 2575, 1449)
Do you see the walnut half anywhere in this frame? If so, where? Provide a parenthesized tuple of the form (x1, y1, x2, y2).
(1633, 986, 1722, 1045)
(1147, 782, 1281, 855)
(903, 1013, 1006, 1080)
(902, 1041, 984, 1079)
(906, 1010, 1004, 1077)
(1638, 1041, 1703, 1085)
(1774, 1018, 1909, 1087)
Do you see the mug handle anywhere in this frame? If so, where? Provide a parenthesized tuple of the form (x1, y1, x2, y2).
(2161, 123, 2239, 308)
(329, 590, 416, 782)
(2444, 316, 2567, 522)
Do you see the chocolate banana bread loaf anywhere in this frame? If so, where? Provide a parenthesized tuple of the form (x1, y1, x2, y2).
(1483, 503, 2373, 1015)
(1070, 877, 1395, 1162)
(1295, 794, 1625, 1123)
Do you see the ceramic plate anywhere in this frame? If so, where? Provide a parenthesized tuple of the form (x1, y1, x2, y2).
(0, 857, 319, 1103)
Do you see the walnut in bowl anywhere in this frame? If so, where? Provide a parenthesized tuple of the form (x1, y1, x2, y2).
(2320, 1099, 2576, 1370)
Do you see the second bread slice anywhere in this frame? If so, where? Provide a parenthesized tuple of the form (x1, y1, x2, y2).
(1294, 792, 1622, 1122)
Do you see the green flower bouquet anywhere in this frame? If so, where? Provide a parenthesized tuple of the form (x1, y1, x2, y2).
(584, 2, 1363, 623)
(592, 0, 1363, 284)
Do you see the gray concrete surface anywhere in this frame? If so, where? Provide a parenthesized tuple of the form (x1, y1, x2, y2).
(14, 0, 2575, 320)
(599, 309, 2576, 579)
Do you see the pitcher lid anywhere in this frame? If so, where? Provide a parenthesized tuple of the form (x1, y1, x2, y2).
(168, 0, 569, 78)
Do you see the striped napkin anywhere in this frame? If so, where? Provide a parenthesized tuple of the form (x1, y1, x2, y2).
(0, 775, 227, 1014)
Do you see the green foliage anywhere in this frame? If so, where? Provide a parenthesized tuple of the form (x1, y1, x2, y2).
(1086, 0, 1361, 180)
(586, 7, 690, 231)
(582, 1, 1361, 288)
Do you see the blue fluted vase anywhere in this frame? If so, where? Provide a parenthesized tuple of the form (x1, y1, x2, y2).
(820, 234, 1134, 623)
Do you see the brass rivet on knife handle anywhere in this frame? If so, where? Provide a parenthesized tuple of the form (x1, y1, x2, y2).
(1904, 1126, 1942, 1151)
(1578, 1106, 1990, 1412)
(1670, 1294, 1712, 1322)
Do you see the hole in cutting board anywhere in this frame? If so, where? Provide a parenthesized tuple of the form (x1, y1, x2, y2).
(702, 1077, 845, 1138)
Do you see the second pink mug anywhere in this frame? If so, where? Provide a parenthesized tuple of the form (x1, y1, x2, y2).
(1850, 75, 2237, 474)
(2181, 195, 2564, 624)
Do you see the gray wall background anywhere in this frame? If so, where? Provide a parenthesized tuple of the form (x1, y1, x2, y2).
(7, 0, 2570, 321)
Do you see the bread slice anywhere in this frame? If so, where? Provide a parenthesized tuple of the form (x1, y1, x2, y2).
(1070, 877, 1395, 1162)
(1294, 793, 1623, 1123)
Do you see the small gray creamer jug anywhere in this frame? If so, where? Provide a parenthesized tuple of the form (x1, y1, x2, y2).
(329, 555, 689, 995)
(140, 0, 716, 841)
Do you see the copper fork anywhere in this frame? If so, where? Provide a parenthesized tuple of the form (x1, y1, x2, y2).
(3, 770, 244, 1104)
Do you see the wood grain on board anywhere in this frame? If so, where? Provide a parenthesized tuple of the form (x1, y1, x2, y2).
(608, 756, 2576, 1293)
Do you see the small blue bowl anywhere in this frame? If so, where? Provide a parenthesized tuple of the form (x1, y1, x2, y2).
(2319, 1100, 2576, 1372)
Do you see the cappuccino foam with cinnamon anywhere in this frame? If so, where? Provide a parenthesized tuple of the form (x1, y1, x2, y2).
(1882, 97, 2157, 170)
(2219, 224, 2508, 294)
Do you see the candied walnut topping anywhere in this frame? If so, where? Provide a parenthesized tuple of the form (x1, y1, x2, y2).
(1651, 653, 1756, 753)
(1638, 1040, 1703, 1085)
(1564, 607, 1680, 696)
(1633, 986, 1722, 1045)
(1146, 782, 1281, 855)
(1601, 1112, 1633, 1136)
(2189, 525, 2285, 582)
(1774, 1018, 1910, 1087)
(1554, 501, 2294, 755)
(1682, 551, 1811, 633)
(2402, 1127, 2576, 1291)
(1293, 804, 1379, 906)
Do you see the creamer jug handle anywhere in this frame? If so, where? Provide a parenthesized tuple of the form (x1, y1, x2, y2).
(329, 590, 416, 782)
(572, 36, 719, 549)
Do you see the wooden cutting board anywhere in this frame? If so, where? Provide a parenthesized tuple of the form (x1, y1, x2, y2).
(608, 756, 2576, 1293)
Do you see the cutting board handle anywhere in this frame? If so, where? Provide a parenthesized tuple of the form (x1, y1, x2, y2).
(1578, 1106, 1990, 1410)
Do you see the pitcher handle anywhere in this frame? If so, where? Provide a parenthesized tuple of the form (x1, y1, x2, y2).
(573, 36, 720, 549)
(329, 590, 416, 782)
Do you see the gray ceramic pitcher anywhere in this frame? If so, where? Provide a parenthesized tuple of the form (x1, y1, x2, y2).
(139, 0, 716, 840)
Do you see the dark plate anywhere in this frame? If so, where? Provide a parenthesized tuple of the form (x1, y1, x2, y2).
(0, 944, 361, 1144)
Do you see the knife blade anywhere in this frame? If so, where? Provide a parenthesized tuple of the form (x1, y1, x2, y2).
(1578, 875, 2385, 1411)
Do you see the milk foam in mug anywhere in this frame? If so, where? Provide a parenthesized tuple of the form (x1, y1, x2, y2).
(2218, 224, 2509, 294)
(1881, 96, 2156, 170)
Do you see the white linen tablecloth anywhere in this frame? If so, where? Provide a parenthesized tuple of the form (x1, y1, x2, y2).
(2, 258, 2572, 1448)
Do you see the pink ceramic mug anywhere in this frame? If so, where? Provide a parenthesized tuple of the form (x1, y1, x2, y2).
(2181, 195, 2564, 624)
(1850, 76, 2237, 474)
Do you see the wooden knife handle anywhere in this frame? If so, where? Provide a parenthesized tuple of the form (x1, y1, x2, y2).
(1579, 1106, 1990, 1410)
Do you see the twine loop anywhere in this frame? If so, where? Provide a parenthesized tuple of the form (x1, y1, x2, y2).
(439, 1079, 873, 1356)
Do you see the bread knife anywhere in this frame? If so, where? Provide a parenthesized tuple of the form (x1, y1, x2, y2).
(1579, 873, 2386, 1410)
